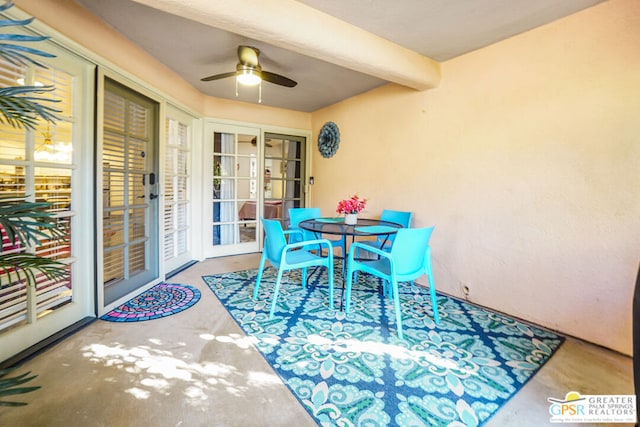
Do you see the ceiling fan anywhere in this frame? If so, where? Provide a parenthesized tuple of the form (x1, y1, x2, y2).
(201, 45, 297, 88)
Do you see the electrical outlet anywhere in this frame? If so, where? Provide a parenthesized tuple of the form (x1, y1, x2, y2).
(461, 283, 470, 299)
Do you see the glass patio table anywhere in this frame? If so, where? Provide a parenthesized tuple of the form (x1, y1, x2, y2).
(298, 217, 403, 309)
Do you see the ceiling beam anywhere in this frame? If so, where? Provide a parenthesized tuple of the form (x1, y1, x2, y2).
(129, 0, 441, 91)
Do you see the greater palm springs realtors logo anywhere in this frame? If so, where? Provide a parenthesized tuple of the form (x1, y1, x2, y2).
(548, 391, 636, 423)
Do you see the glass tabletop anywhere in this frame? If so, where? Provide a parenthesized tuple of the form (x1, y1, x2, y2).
(299, 218, 402, 236)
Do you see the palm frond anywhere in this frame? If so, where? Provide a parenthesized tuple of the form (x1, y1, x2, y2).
(0, 2, 53, 68)
(0, 85, 59, 129)
(0, 42, 54, 68)
(0, 1, 15, 14)
(0, 1, 58, 132)
(0, 367, 40, 407)
(0, 196, 65, 247)
(0, 16, 33, 28)
(0, 252, 68, 288)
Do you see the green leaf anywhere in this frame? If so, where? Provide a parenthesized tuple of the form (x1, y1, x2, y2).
(0, 366, 40, 406)
(0, 253, 68, 288)
(0, 85, 60, 129)
(0, 196, 65, 247)
(0, 386, 41, 397)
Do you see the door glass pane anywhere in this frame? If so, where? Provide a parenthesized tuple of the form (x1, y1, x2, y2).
(264, 134, 306, 226)
(284, 140, 303, 159)
(104, 247, 124, 284)
(213, 224, 235, 245)
(34, 121, 73, 164)
(129, 172, 145, 204)
(212, 132, 257, 247)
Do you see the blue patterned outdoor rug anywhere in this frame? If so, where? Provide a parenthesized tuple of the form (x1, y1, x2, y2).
(101, 283, 200, 322)
(202, 267, 564, 426)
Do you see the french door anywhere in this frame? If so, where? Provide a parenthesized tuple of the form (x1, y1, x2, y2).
(163, 106, 195, 273)
(205, 123, 260, 257)
(203, 124, 310, 258)
(263, 133, 308, 228)
(0, 32, 95, 362)
(100, 77, 159, 308)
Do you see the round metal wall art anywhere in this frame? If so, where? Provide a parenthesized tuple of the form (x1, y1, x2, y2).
(318, 121, 340, 158)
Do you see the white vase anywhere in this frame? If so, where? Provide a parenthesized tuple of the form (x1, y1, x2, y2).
(344, 213, 358, 225)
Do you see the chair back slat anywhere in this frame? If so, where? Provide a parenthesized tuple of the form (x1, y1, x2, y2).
(262, 218, 287, 264)
(380, 209, 412, 228)
(379, 209, 413, 245)
(289, 207, 321, 227)
(289, 207, 322, 243)
(390, 226, 434, 274)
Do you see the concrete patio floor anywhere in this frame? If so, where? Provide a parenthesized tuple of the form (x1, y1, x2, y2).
(1, 254, 634, 427)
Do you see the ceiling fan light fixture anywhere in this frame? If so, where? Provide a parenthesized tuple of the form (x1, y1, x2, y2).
(237, 69, 261, 86)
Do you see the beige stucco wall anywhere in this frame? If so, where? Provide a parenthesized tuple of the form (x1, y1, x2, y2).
(202, 97, 310, 129)
(311, 0, 640, 355)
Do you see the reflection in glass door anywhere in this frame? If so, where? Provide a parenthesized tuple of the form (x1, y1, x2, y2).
(0, 47, 94, 362)
(264, 133, 307, 228)
(208, 125, 259, 256)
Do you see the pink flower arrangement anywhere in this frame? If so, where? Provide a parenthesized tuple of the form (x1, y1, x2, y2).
(336, 195, 367, 215)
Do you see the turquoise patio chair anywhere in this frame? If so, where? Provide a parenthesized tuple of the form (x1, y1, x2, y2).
(254, 218, 335, 319)
(344, 226, 439, 339)
(288, 207, 345, 256)
(358, 209, 412, 252)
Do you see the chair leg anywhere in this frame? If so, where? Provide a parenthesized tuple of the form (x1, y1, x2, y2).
(269, 269, 285, 319)
(328, 265, 334, 310)
(301, 267, 308, 288)
(344, 267, 354, 313)
(253, 253, 267, 299)
(426, 262, 440, 324)
(391, 278, 404, 339)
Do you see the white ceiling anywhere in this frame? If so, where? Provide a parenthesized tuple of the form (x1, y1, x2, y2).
(74, 0, 605, 112)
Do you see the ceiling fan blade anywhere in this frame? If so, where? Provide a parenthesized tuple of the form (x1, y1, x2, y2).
(251, 137, 273, 148)
(261, 70, 297, 88)
(200, 71, 237, 82)
(238, 45, 260, 67)
(203, 46, 297, 90)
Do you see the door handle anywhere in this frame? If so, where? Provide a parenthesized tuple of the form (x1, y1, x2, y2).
(149, 193, 158, 200)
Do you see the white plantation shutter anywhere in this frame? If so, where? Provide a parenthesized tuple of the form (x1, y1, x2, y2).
(102, 87, 153, 284)
(163, 116, 191, 267)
